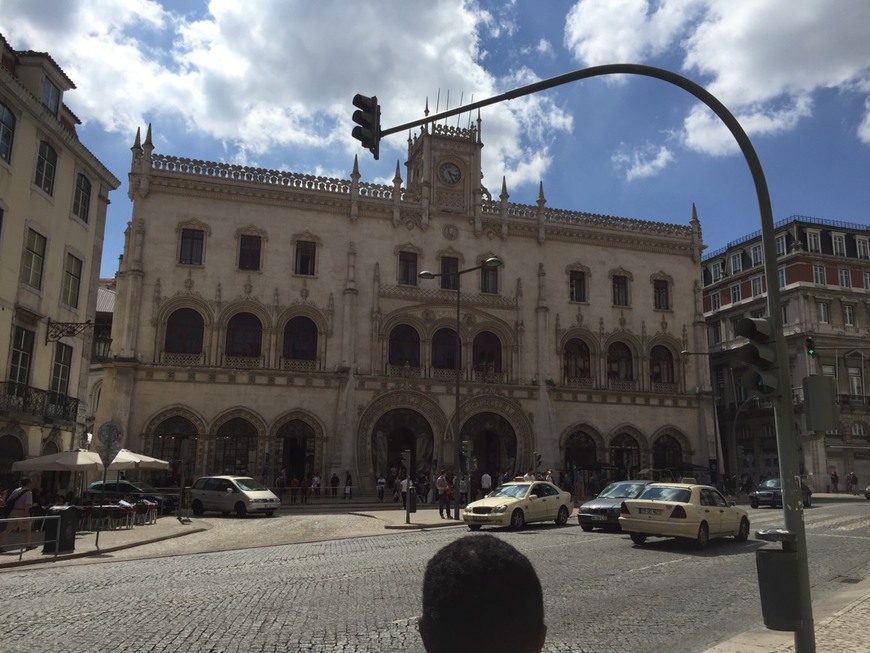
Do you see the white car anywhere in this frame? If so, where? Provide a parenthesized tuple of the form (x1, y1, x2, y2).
(618, 482, 750, 548)
(462, 480, 573, 531)
(189, 475, 280, 517)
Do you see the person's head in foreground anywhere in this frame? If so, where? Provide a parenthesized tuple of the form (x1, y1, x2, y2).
(419, 534, 546, 653)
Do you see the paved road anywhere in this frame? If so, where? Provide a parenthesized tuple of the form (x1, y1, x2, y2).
(2, 503, 869, 652)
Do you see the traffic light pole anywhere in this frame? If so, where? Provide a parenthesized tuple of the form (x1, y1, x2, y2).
(364, 64, 813, 649)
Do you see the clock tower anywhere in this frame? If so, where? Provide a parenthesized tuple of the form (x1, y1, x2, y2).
(405, 113, 484, 221)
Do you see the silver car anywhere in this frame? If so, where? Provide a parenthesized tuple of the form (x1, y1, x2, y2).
(189, 475, 280, 517)
(577, 480, 653, 531)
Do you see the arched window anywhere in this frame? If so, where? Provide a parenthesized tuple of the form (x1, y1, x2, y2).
(165, 308, 204, 354)
(0, 102, 15, 163)
(226, 312, 262, 357)
(211, 417, 257, 476)
(564, 338, 591, 378)
(432, 328, 458, 369)
(650, 345, 674, 384)
(283, 316, 317, 360)
(610, 432, 641, 480)
(388, 324, 420, 367)
(652, 434, 683, 468)
(151, 416, 199, 486)
(472, 331, 502, 372)
(607, 342, 633, 382)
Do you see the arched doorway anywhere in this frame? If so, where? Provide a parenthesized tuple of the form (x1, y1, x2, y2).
(276, 419, 315, 485)
(652, 434, 683, 469)
(460, 412, 517, 491)
(610, 432, 641, 480)
(0, 432, 24, 490)
(371, 409, 434, 491)
(564, 431, 597, 471)
(209, 417, 258, 476)
(151, 416, 200, 486)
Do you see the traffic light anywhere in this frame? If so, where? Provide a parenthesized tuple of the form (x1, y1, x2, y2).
(351, 93, 380, 160)
(733, 317, 779, 396)
(805, 336, 816, 357)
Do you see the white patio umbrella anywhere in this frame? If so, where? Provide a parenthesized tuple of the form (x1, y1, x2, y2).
(11, 449, 104, 472)
(107, 449, 170, 471)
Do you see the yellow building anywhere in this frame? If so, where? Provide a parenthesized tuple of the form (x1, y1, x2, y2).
(94, 117, 716, 496)
(0, 33, 120, 490)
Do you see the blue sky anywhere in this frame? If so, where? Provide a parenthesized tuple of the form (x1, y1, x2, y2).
(2, 0, 869, 277)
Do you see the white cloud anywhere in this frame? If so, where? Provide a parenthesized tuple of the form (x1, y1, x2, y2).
(612, 143, 675, 180)
(860, 99, 870, 145)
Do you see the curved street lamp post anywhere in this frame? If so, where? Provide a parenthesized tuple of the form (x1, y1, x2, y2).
(419, 256, 503, 520)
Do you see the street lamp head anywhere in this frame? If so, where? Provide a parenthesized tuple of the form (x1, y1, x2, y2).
(482, 256, 503, 269)
(418, 270, 436, 280)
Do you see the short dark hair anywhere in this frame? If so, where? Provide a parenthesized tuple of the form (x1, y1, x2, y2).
(419, 535, 545, 653)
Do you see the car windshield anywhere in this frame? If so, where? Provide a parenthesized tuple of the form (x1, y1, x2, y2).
(129, 480, 158, 491)
(489, 484, 530, 499)
(234, 477, 269, 491)
(598, 482, 648, 499)
(759, 479, 782, 489)
(638, 486, 692, 503)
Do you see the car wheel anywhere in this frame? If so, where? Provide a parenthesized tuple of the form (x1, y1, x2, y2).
(191, 500, 204, 516)
(630, 533, 646, 545)
(735, 517, 750, 542)
(696, 522, 710, 549)
(750, 499, 759, 509)
(555, 506, 569, 526)
(468, 524, 482, 531)
(580, 524, 594, 532)
(510, 509, 525, 530)
(235, 502, 247, 518)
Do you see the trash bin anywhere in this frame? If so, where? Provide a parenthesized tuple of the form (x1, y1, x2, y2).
(755, 547, 801, 631)
(408, 491, 417, 513)
(43, 506, 79, 554)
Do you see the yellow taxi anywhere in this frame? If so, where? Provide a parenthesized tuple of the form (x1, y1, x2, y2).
(462, 480, 573, 531)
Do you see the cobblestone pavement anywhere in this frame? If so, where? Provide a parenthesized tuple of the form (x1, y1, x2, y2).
(1, 497, 869, 652)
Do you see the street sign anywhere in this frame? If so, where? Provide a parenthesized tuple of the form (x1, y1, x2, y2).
(97, 421, 123, 466)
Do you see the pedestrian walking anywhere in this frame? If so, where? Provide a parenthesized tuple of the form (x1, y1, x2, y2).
(344, 472, 353, 499)
(377, 473, 386, 502)
(311, 473, 321, 497)
(480, 470, 492, 498)
(289, 476, 299, 504)
(300, 476, 310, 503)
(435, 469, 449, 519)
(0, 478, 35, 550)
(831, 471, 840, 493)
(850, 472, 859, 495)
(330, 473, 339, 498)
(401, 476, 409, 509)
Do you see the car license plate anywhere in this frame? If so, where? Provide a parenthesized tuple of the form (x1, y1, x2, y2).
(590, 515, 607, 521)
(638, 508, 661, 515)
(470, 515, 487, 522)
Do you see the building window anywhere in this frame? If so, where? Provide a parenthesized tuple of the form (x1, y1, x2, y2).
(781, 303, 789, 325)
(653, 279, 670, 310)
(34, 140, 57, 195)
(473, 331, 502, 372)
(832, 234, 846, 256)
(730, 283, 741, 304)
(711, 261, 723, 282)
(817, 302, 829, 324)
(41, 77, 60, 115)
(730, 317, 741, 340)
(813, 265, 825, 285)
(238, 235, 261, 271)
(179, 229, 204, 265)
(165, 308, 204, 354)
(294, 240, 316, 276)
(9, 326, 35, 389)
(857, 238, 869, 260)
(50, 342, 72, 397)
(606, 342, 633, 382)
(283, 316, 318, 361)
(0, 102, 15, 163)
(853, 423, 866, 437)
(61, 253, 82, 308)
(388, 324, 420, 367)
(225, 312, 262, 357)
(710, 292, 720, 311)
(432, 327, 458, 369)
(569, 270, 587, 302)
(440, 257, 458, 290)
(839, 269, 851, 288)
(807, 231, 821, 253)
(848, 367, 863, 397)
(564, 339, 591, 379)
(398, 252, 417, 285)
(612, 275, 629, 306)
(20, 228, 47, 289)
(730, 253, 743, 273)
(777, 266, 786, 288)
(750, 275, 763, 297)
(649, 346, 674, 384)
(708, 321, 722, 345)
(775, 234, 787, 257)
(844, 305, 855, 327)
(72, 174, 92, 222)
(480, 262, 498, 294)
(864, 271, 870, 290)
(751, 245, 762, 266)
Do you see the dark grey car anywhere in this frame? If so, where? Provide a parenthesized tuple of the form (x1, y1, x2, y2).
(749, 478, 812, 508)
(577, 480, 653, 531)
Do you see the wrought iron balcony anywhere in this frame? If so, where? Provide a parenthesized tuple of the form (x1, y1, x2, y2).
(0, 382, 80, 423)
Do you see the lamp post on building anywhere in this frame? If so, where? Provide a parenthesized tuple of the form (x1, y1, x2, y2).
(419, 256, 503, 520)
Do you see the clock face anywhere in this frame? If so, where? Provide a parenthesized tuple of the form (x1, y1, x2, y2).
(438, 162, 462, 185)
